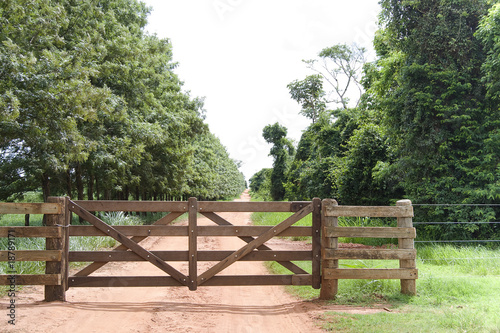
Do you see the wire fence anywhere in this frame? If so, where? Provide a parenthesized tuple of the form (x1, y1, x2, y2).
(412, 203, 500, 244)
(409, 203, 500, 264)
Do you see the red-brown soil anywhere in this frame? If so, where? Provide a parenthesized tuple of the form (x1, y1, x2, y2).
(1, 191, 389, 332)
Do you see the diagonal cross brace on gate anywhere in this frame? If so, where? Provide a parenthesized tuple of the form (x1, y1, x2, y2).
(74, 211, 184, 277)
(68, 201, 189, 286)
(196, 203, 314, 286)
(201, 212, 308, 275)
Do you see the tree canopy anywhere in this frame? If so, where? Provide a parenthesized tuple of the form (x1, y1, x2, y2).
(0, 0, 245, 202)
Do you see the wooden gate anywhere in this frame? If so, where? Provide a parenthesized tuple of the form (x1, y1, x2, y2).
(66, 197, 322, 293)
(1, 197, 418, 302)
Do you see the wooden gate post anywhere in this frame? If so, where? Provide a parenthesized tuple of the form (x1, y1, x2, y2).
(45, 197, 70, 301)
(188, 197, 198, 291)
(311, 198, 322, 289)
(320, 199, 338, 300)
(397, 199, 417, 295)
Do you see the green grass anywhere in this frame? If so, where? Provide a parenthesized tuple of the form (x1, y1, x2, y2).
(0, 212, 146, 280)
(252, 211, 500, 332)
(252, 211, 312, 241)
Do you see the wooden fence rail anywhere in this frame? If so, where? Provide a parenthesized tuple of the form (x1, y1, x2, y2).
(320, 199, 417, 299)
(1, 197, 417, 302)
(0, 199, 66, 300)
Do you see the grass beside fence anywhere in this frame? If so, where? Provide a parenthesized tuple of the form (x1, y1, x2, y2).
(0, 211, 160, 294)
(252, 212, 500, 332)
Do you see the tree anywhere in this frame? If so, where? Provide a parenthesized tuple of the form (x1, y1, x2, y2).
(184, 131, 245, 200)
(0, 0, 244, 203)
(249, 168, 272, 195)
(0, 0, 116, 201)
(262, 123, 294, 201)
(304, 43, 366, 109)
(287, 74, 326, 123)
(364, 0, 499, 238)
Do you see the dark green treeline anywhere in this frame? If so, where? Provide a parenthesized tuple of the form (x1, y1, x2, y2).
(251, 0, 499, 241)
(0, 0, 245, 202)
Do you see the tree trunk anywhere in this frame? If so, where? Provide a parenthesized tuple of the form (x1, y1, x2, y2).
(66, 168, 72, 198)
(124, 185, 130, 201)
(75, 163, 84, 200)
(42, 173, 51, 202)
(87, 172, 94, 201)
(96, 177, 100, 201)
(41, 173, 51, 226)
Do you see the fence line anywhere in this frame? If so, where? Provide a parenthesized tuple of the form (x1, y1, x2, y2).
(418, 257, 500, 261)
(413, 204, 500, 206)
(413, 222, 500, 225)
(416, 240, 500, 243)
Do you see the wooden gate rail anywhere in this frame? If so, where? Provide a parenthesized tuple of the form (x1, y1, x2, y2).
(320, 199, 417, 299)
(0, 198, 68, 301)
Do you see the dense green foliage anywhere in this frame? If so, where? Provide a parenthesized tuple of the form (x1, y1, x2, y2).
(287, 74, 326, 123)
(262, 123, 294, 201)
(0, 0, 245, 202)
(250, 0, 499, 241)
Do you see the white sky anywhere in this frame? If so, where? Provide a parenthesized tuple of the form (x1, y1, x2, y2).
(142, 0, 381, 181)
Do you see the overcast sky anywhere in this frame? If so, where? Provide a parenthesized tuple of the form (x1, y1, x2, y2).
(142, 0, 381, 181)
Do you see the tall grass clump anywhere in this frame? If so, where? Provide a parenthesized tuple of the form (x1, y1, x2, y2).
(417, 244, 500, 276)
(70, 211, 143, 251)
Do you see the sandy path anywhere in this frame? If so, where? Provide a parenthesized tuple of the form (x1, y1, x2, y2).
(1, 192, 324, 333)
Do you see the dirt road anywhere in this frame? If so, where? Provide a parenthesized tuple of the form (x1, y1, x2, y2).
(1, 191, 326, 332)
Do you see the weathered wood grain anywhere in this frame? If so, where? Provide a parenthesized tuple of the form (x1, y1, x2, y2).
(0, 274, 61, 286)
(0, 202, 61, 215)
(69, 250, 312, 262)
(324, 227, 416, 239)
(0, 250, 62, 262)
(0, 226, 61, 238)
(323, 268, 418, 280)
(68, 275, 313, 287)
(323, 248, 416, 260)
(323, 205, 413, 218)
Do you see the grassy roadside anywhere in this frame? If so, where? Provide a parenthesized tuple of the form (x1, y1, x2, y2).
(251, 210, 500, 332)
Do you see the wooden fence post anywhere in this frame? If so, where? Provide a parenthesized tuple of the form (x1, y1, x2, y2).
(311, 198, 322, 289)
(188, 197, 198, 291)
(45, 197, 69, 301)
(320, 199, 338, 300)
(397, 199, 417, 295)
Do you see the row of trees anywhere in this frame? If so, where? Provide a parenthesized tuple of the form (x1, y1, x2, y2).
(0, 0, 245, 202)
(251, 0, 499, 241)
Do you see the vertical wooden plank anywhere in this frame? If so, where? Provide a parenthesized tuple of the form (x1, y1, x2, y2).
(311, 198, 321, 289)
(188, 197, 198, 291)
(320, 199, 338, 300)
(62, 197, 70, 291)
(397, 199, 417, 295)
(44, 197, 68, 302)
